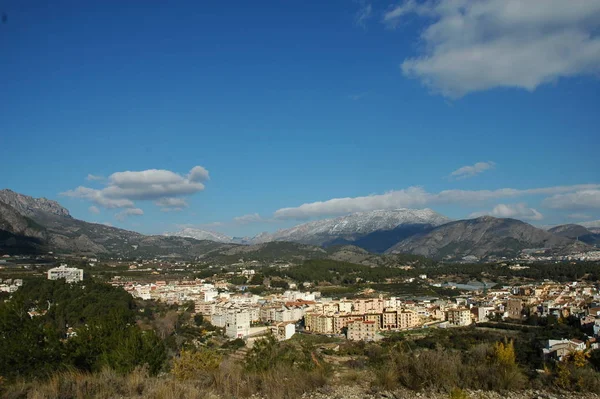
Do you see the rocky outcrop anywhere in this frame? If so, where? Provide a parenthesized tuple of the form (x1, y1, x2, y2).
(0, 189, 71, 218)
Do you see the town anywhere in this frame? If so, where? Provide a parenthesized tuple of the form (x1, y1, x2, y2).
(12, 254, 597, 365)
(112, 274, 600, 359)
(4, 249, 600, 397)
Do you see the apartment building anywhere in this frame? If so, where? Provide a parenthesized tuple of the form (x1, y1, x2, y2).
(47, 265, 83, 283)
(477, 306, 495, 322)
(271, 322, 296, 341)
(447, 308, 472, 326)
(225, 311, 250, 339)
(315, 314, 334, 334)
(353, 298, 385, 314)
(333, 314, 363, 332)
(507, 298, 524, 320)
(305, 312, 334, 334)
(196, 301, 216, 315)
(347, 320, 378, 341)
(398, 309, 419, 329)
(364, 313, 382, 326)
(382, 311, 398, 330)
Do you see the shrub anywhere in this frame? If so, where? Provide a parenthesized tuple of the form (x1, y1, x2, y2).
(171, 348, 222, 383)
(221, 338, 246, 351)
(244, 334, 321, 372)
(373, 366, 398, 390)
(449, 387, 469, 399)
(383, 340, 527, 393)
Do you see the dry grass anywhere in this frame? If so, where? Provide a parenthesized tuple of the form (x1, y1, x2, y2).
(1, 367, 211, 399)
(1, 358, 328, 399)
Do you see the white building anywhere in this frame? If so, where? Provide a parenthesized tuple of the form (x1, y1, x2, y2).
(47, 265, 83, 283)
(226, 311, 251, 339)
(543, 339, 586, 361)
(211, 313, 227, 328)
(271, 322, 295, 341)
(477, 306, 495, 322)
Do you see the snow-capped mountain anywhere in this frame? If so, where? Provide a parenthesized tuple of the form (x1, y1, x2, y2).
(165, 209, 452, 252)
(164, 228, 234, 243)
(251, 208, 451, 247)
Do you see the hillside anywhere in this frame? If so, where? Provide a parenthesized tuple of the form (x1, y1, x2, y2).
(193, 241, 434, 267)
(0, 190, 236, 258)
(549, 224, 600, 246)
(0, 200, 48, 254)
(387, 216, 585, 260)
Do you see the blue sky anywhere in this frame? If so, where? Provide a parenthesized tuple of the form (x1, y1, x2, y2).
(1, 0, 599, 236)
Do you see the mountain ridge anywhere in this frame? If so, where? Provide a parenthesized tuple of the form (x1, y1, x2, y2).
(0, 189, 238, 257)
(0, 189, 593, 261)
(0, 189, 71, 218)
(387, 216, 588, 260)
(549, 223, 600, 246)
(165, 208, 451, 252)
(163, 228, 235, 243)
(252, 208, 451, 246)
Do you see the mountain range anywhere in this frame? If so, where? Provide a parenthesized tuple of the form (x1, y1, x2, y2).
(166, 208, 451, 252)
(387, 216, 586, 260)
(0, 189, 595, 261)
(0, 189, 235, 257)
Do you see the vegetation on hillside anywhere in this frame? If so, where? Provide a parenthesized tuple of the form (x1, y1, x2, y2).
(0, 280, 166, 379)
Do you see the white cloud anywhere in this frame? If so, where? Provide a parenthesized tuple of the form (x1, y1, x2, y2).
(115, 208, 144, 221)
(155, 197, 188, 210)
(109, 169, 184, 187)
(355, 1, 372, 28)
(450, 161, 495, 179)
(274, 187, 429, 219)
(233, 213, 263, 224)
(581, 220, 600, 229)
(188, 166, 210, 182)
(568, 213, 591, 220)
(88, 205, 100, 214)
(273, 184, 600, 219)
(104, 168, 205, 200)
(384, 0, 600, 97)
(61, 166, 208, 210)
(543, 189, 600, 210)
(62, 186, 135, 209)
(100, 222, 113, 227)
(469, 203, 543, 221)
(383, 0, 430, 27)
(86, 174, 104, 181)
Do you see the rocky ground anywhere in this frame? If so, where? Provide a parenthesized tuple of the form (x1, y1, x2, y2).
(296, 386, 600, 399)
